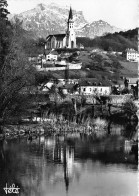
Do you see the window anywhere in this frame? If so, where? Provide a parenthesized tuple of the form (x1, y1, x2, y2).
(52, 41, 55, 48)
(83, 88, 86, 92)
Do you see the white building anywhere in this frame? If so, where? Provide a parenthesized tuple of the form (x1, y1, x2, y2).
(126, 77, 138, 88)
(125, 48, 139, 62)
(35, 62, 82, 71)
(58, 79, 79, 85)
(80, 86, 111, 95)
(46, 51, 58, 61)
(45, 7, 76, 49)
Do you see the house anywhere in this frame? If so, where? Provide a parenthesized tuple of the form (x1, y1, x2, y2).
(127, 77, 138, 88)
(28, 56, 38, 62)
(56, 83, 75, 94)
(38, 82, 54, 92)
(55, 59, 67, 66)
(80, 85, 111, 95)
(58, 79, 79, 85)
(46, 50, 58, 61)
(45, 7, 76, 49)
(124, 48, 139, 62)
(91, 48, 103, 53)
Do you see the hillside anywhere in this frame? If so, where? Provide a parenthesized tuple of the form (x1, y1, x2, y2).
(9, 3, 121, 39)
(39, 51, 138, 86)
(77, 28, 138, 51)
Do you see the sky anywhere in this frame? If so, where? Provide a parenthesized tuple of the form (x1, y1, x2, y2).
(7, 0, 138, 30)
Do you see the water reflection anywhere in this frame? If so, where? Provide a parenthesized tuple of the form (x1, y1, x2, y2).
(0, 121, 138, 196)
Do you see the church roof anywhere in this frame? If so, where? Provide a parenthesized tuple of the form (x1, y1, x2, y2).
(51, 50, 59, 55)
(68, 6, 73, 20)
(46, 34, 66, 41)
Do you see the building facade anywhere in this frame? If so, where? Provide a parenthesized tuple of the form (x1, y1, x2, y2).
(125, 48, 139, 62)
(80, 86, 111, 95)
(45, 7, 76, 49)
(46, 50, 58, 61)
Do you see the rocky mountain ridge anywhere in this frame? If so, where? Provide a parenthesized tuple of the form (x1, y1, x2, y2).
(9, 3, 122, 39)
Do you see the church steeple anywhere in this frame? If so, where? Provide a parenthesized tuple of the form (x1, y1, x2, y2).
(66, 6, 76, 48)
(68, 6, 73, 21)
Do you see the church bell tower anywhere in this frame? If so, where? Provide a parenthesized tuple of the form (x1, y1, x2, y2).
(66, 7, 76, 48)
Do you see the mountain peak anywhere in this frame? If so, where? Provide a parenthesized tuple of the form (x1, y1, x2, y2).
(9, 4, 122, 39)
(36, 3, 46, 11)
(98, 19, 105, 23)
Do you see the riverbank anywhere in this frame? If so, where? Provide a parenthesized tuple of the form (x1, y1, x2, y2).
(0, 114, 137, 142)
(0, 117, 107, 139)
(0, 116, 138, 166)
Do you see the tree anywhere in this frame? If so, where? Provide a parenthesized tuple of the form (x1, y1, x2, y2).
(0, 16, 36, 122)
(122, 99, 137, 119)
(0, 0, 11, 66)
(0, 0, 10, 19)
(108, 46, 113, 52)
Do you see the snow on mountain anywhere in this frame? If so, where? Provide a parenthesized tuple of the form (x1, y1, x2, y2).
(77, 20, 121, 38)
(9, 3, 122, 39)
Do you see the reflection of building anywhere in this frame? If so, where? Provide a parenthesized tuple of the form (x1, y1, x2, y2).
(45, 7, 76, 49)
(51, 144, 80, 192)
(124, 140, 132, 154)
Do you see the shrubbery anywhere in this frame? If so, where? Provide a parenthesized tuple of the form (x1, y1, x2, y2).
(122, 99, 137, 119)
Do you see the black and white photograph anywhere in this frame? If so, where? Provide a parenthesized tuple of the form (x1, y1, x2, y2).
(0, 0, 138, 195)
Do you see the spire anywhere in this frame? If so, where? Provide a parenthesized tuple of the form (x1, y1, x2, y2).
(68, 6, 73, 20)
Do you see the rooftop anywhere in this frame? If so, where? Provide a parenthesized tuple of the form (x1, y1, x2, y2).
(127, 77, 138, 84)
(78, 78, 111, 86)
(126, 48, 139, 54)
(46, 34, 66, 41)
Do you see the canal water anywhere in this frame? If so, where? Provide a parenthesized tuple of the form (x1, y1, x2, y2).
(0, 121, 138, 196)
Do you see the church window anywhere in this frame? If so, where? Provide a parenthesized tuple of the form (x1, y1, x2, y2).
(52, 41, 55, 48)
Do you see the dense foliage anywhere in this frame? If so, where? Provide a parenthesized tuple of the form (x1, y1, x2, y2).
(122, 99, 137, 119)
(77, 28, 138, 51)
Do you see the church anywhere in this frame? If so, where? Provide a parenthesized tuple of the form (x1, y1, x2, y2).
(45, 7, 76, 49)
